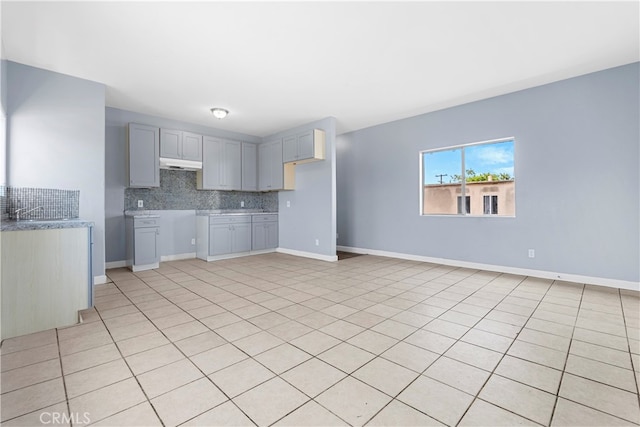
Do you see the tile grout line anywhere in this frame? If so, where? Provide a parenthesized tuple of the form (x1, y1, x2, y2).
(546, 281, 586, 427)
(617, 287, 640, 409)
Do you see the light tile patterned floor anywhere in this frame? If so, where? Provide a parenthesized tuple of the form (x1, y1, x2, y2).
(1, 253, 639, 426)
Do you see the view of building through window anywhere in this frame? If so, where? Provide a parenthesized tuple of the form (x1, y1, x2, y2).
(421, 139, 515, 216)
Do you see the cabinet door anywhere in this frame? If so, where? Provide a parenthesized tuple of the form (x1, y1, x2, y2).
(160, 129, 182, 159)
(241, 142, 258, 191)
(270, 140, 284, 190)
(182, 132, 202, 161)
(134, 227, 159, 265)
(259, 139, 282, 191)
(265, 222, 279, 249)
(252, 223, 266, 250)
(200, 136, 224, 189)
(282, 135, 298, 162)
(128, 123, 160, 188)
(232, 223, 252, 253)
(225, 140, 242, 190)
(209, 224, 232, 255)
(258, 143, 271, 191)
(296, 130, 314, 160)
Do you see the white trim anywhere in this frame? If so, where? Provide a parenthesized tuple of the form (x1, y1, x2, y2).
(105, 260, 127, 269)
(161, 252, 196, 262)
(277, 247, 338, 262)
(336, 246, 639, 292)
(131, 262, 159, 272)
(93, 275, 108, 285)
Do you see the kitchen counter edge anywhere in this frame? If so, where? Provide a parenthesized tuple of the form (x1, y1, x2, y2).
(1, 219, 95, 232)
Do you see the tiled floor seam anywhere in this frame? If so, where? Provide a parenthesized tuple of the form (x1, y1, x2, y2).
(106, 275, 276, 427)
(92, 300, 168, 426)
(546, 281, 585, 426)
(362, 272, 533, 426)
(618, 287, 640, 407)
(453, 276, 567, 427)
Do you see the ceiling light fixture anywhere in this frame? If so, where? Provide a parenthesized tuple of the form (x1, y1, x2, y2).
(210, 108, 229, 119)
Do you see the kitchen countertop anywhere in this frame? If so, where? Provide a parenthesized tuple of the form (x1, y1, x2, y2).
(1, 219, 95, 232)
(196, 210, 277, 216)
(124, 211, 161, 218)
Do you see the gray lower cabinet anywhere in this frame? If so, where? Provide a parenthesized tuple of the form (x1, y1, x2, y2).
(252, 214, 278, 250)
(209, 222, 251, 255)
(198, 215, 251, 260)
(127, 123, 160, 188)
(126, 216, 160, 271)
(197, 213, 277, 261)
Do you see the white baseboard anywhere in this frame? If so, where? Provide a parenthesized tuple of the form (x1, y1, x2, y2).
(93, 275, 108, 285)
(277, 247, 338, 262)
(161, 252, 196, 262)
(105, 260, 127, 269)
(337, 246, 639, 292)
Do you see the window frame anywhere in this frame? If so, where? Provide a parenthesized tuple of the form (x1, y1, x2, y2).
(419, 137, 515, 218)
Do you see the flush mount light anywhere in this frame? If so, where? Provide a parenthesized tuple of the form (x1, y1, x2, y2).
(210, 108, 229, 119)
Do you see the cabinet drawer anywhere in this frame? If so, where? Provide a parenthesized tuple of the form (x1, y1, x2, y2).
(252, 214, 278, 223)
(209, 215, 251, 225)
(134, 218, 159, 228)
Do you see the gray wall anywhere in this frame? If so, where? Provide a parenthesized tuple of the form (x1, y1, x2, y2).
(1, 59, 6, 185)
(156, 210, 197, 257)
(337, 63, 639, 283)
(265, 117, 337, 259)
(105, 107, 264, 263)
(6, 61, 106, 279)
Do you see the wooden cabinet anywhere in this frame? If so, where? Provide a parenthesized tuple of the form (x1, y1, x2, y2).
(242, 142, 258, 191)
(252, 214, 278, 251)
(282, 129, 325, 163)
(126, 216, 160, 272)
(198, 137, 242, 190)
(258, 139, 284, 191)
(160, 129, 202, 161)
(127, 123, 160, 188)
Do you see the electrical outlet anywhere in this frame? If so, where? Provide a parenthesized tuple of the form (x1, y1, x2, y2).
(191, 238, 196, 245)
(137, 200, 143, 208)
(286, 201, 291, 208)
(315, 239, 319, 246)
(528, 249, 535, 258)
(240, 201, 244, 208)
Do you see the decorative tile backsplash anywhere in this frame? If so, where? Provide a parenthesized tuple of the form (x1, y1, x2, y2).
(1, 186, 80, 220)
(125, 170, 278, 211)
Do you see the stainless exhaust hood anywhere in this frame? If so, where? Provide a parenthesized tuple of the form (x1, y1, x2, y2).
(159, 157, 202, 171)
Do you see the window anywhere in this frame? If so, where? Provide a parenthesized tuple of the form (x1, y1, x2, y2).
(483, 195, 498, 214)
(421, 138, 515, 216)
(457, 196, 470, 214)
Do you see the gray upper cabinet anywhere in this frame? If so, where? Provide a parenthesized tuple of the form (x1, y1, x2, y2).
(282, 129, 325, 163)
(127, 123, 160, 188)
(242, 142, 258, 191)
(198, 137, 242, 190)
(160, 129, 202, 161)
(282, 135, 298, 163)
(159, 129, 182, 159)
(258, 139, 283, 191)
(182, 132, 203, 161)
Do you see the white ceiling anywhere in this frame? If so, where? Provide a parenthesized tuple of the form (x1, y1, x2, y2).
(2, 1, 638, 137)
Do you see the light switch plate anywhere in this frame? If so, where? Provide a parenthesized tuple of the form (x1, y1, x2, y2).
(138, 200, 143, 208)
